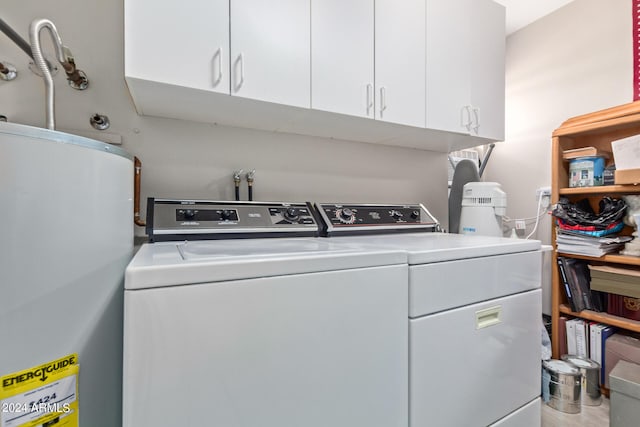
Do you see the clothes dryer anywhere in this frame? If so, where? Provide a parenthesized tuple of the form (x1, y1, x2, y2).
(315, 203, 543, 427)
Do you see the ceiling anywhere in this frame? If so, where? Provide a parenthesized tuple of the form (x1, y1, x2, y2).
(494, 0, 575, 35)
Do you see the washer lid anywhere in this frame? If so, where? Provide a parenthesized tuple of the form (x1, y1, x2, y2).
(331, 232, 541, 264)
(125, 238, 406, 290)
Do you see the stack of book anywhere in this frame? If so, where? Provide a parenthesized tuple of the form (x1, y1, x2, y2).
(557, 257, 606, 312)
(556, 229, 631, 257)
(590, 265, 640, 321)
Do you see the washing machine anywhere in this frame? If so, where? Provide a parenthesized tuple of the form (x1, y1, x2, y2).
(314, 203, 543, 427)
(122, 199, 409, 427)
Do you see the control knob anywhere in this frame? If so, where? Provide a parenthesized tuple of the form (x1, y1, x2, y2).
(220, 209, 234, 221)
(183, 209, 196, 220)
(411, 210, 420, 220)
(284, 207, 300, 222)
(337, 208, 356, 224)
(390, 210, 404, 220)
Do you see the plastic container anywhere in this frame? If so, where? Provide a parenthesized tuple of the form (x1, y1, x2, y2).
(569, 156, 605, 187)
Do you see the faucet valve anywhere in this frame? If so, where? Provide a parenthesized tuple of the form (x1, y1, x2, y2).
(246, 169, 255, 185)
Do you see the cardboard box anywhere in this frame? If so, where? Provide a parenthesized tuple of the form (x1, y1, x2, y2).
(605, 334, 640, 388)
(615, 168, 640, 185)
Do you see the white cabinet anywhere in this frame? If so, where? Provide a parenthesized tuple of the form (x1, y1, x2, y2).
(124, 0, 229, 94)
(375, 0, 426, 128)
(312, 0, 425, 128)
(230, 0, 310, 108)
(425, 0, 471, 135)
(470, 0, 505, 140)
(311, 0, 374, 118)
(425, 0, 505, 140)
(124, 0, 505, 151)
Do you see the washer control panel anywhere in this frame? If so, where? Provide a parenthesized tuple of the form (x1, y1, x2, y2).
(315, 203, 439, 236)
(147, 198, 318, 241)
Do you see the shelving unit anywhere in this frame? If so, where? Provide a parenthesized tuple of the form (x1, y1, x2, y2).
(551, 101, 640, 360)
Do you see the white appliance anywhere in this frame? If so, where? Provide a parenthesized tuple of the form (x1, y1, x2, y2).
(314, 203, 542, 427)
(123, 200, 409, 427)
(459, 181, 507, 237)
(0, 122, 133, 426)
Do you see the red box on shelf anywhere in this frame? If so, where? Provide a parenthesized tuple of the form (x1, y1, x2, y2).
(608, 294, 640, 321)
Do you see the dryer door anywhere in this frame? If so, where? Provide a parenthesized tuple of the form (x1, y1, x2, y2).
(410, 289, 541, 427)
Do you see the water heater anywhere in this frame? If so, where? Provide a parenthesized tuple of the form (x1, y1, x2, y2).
(0, 122, 133, 426)
(459, 182, 506, 237)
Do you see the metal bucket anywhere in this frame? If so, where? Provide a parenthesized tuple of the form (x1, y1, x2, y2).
(562, 355, 602, 406)
(542, 359, 582, 414)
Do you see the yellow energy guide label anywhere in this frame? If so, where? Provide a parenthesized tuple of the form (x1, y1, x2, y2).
(0, 354, 79, 427)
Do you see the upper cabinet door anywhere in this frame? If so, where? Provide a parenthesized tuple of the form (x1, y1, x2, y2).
(311, 0, 374, 118)
(470, 0, 505, 141)
(230, 0, 311, 108)
(425, 0, 471, 134)
(375, 0, 426, 128)
(125, 0, 230, 94)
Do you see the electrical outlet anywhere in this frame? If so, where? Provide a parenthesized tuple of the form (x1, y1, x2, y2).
(536, 186, 551, 199)
(515, 220, 526, 230)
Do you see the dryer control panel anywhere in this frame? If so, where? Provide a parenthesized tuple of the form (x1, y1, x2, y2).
(314, 203, 440, 236)
(147, 198, 319, 242)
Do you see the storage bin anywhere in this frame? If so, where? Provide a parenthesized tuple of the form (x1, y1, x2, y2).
(569, 156, 605, 187)
(609, 360, 640, 427)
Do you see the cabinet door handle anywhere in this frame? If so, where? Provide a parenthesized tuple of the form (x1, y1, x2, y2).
(461, 105, 472, 131)
(472, 107, 480, 134)
(380, 86, 387, 116)
(212, 47, 223, 87)
(234, 53, 245, 92)
(366, 83, 373, 116)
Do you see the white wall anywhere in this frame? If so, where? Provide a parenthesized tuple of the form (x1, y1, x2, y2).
(0, 0, 448, 238)
(485, 0, 633, 244)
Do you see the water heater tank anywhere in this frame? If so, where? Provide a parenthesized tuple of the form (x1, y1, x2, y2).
(459, 182, 506, 237)
(0, 122, 133, 426)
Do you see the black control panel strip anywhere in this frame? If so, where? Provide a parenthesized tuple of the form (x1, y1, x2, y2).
(314, 203, 440, 236)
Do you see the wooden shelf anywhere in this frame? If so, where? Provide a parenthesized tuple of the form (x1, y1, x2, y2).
(559, 304, 640, 332)
(557, 252, 640, 267)
(559, 184, 640, 195)
(553, 102, 640, 137)
(551, 101, 640, 359)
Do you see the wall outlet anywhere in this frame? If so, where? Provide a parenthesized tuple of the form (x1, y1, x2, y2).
(515, 220, 526, 230)
(536, 186, 551, 199)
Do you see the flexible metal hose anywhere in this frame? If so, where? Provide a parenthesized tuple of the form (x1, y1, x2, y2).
(29, 19, 67, 130)
(29, 19, 89, 129)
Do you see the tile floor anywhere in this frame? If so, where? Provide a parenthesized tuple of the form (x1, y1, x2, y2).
(541, 396, 609, 427)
